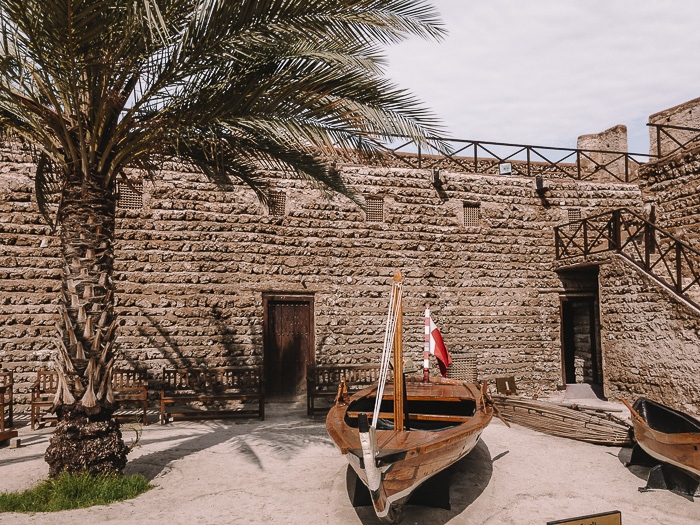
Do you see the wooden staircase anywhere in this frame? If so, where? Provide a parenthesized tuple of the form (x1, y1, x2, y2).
(554, 208, 700, 310)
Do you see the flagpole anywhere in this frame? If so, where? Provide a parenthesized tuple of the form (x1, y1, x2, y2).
(423, 303, 430, 383)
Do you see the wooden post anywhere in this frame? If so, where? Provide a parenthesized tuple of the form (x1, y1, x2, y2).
(609, 209, 621, 251)
(644, 221, 652, 270)
(392, 271, 404, 431)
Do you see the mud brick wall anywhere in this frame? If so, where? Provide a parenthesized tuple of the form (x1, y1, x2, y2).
(1, 153, 643, 409)
(113, 166, 643, 397)
(639, 145, 700, 247)
(648, 96, 700, 157)
(0, 150, 60, 407)
(577, 124, 633, 180)
(599, 256, 700, 414)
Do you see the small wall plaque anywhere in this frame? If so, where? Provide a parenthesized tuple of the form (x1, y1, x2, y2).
(499, 162, 512, 175)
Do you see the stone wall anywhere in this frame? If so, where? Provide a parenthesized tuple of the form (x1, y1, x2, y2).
(0, 151, 643, 409)
(648, 96, 700, 157)
(0, 149, 59, 408)
(605, 136, 700, 415)
(577, 124, 632, 179)
(599, 256, 700, 414)
(639, 145, 700, 247)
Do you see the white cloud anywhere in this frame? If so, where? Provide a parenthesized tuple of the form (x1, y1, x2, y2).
(385, 0, 700, 154)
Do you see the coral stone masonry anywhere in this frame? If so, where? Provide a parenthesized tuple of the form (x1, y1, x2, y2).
(2, 99, 700, 415)
(0, 152, 642, 406)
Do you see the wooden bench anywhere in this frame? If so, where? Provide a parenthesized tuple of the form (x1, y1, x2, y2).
(160, 366, 264, 424)
(111, 369, 149, 425)
(30, 369, 150, 429)
(30, 370, 58, 430)
(0, 371, 17, 442)
(306, 364, 392, 416)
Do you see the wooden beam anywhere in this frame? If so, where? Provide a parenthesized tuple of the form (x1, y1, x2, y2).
(347, 411, 472, 424)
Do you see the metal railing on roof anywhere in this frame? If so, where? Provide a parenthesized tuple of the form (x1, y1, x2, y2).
(364, 136, 653, 184)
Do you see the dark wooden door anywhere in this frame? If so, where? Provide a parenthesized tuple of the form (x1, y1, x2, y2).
(264, 295, 314, 397)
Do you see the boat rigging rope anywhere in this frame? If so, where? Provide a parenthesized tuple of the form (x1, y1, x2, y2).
(372, 279, 402, 428)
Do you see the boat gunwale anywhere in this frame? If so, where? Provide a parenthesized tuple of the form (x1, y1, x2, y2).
(327, 379, 493, 455)
(623, 398, 700, 446)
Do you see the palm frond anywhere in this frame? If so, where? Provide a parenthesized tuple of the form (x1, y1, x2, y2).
(34, 152, 62, 228)
(0, 0, 445, 211)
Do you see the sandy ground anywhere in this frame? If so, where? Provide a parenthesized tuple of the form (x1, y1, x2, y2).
(0, 400, 697, 525)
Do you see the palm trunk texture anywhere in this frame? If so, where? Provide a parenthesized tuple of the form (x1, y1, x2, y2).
(44, 173, 129, 477)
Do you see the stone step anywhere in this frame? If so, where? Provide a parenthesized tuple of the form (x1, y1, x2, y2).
(564, 383, 605, 401)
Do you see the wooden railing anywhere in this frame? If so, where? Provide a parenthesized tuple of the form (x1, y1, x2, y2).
(555, 208, 700, 309)
(363, 136, 652, 183)
(648, 123, 700, 158)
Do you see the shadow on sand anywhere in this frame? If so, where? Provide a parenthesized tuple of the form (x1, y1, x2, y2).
(617, 446, 697, 501)
(125, 402, 333, 481)
(350, 439, 495, 525)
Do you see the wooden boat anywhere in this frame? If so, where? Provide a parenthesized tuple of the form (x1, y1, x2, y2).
(622, 398, 700, 479)
(326, 272, 493, 522)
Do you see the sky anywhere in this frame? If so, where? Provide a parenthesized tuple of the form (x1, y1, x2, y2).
(385, 0, 700, 156)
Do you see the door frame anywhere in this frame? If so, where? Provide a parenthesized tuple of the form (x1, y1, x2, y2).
(262, 292, 315, 396)
(559, 293, 601, 387)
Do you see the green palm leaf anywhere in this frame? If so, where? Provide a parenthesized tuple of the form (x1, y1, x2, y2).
(0, 0, 446, 475)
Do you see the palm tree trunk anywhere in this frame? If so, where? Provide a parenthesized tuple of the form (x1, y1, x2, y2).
(44, 170, 129, 477)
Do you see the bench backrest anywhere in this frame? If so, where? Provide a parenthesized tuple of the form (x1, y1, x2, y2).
(34, 369, 148, 394)
(0, 371, 12, 388)
(162, 367, 262, 394)
(34, 370, 59, 394)
(310, 364, 392, 390)
(112, 369, 148, 391)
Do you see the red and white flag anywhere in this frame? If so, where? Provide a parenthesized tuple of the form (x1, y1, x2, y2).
(427, 311, 452, 377)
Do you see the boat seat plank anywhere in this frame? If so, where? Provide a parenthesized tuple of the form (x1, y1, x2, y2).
(346, 410, 472, 423)
(384, 395, 466, 402)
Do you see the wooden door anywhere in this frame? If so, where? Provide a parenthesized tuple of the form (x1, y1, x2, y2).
(263, 294, 314, 397)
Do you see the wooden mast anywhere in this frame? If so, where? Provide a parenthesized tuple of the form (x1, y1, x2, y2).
(392, 271, 404, 431)
(423, 303, 430, 383)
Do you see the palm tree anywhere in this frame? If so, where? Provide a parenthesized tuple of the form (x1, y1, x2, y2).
(0, 0, 444, 476)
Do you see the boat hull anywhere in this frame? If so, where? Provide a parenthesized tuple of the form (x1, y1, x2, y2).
(345, 423, 483, 515)
(327, 377, 492, 522)
(625, 398, 700, 479)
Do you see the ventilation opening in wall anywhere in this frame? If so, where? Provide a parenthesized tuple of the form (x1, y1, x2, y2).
(268, 190, 286, 216)
(117, 180, 143, 209)
(365, 196, 384, 222)
(567, 208, 581, 230)
(463, 202, 481, 227)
